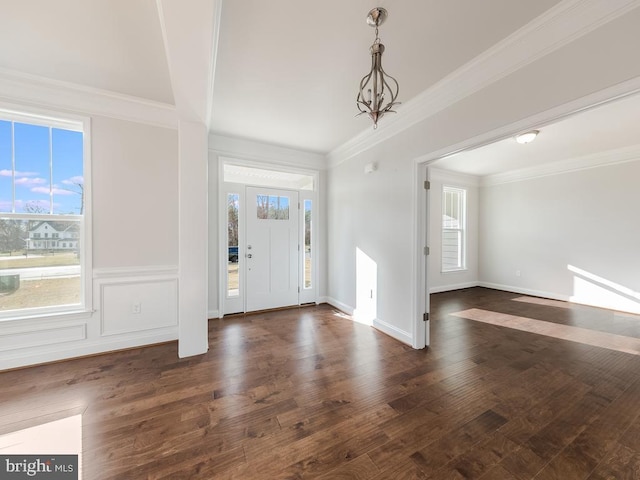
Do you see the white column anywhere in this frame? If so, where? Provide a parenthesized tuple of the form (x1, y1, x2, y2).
(178, 120, 209, 357)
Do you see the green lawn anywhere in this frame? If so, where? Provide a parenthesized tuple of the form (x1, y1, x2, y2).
(0, 252, 80, 269)
(0, 277, 81, 311)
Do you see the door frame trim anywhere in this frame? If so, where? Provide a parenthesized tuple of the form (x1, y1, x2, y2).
(217, 157, 320, 317)
(412, 162, 429, 349)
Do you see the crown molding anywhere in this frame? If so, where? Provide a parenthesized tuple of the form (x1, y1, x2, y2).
(209, 133, 326, 170)
(481, 143, 640, 186)
(0, 67, 178, 129)
(413, 75, 640, 168)
(327, 0, 640, 167)
(206, 0, 224, 130)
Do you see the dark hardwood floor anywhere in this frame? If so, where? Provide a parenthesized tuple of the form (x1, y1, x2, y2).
(2, 287, 640, 479)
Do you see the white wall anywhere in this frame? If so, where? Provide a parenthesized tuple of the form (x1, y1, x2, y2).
(327, 145, 416, 344)
(428, 169, 480, 293)
(479, 158, 640, 314)
(92, 116, 178, 268)
(1, 114, 181, 369)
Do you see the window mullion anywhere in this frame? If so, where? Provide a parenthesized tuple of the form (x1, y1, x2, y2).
(11, 121, 15, 213)
(49, 126, 54, 214)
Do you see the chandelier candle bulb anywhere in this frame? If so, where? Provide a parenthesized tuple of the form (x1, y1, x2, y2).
(356, 7, 400, 129)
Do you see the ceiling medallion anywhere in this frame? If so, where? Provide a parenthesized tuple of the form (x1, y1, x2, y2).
(356, 7, 400, 129)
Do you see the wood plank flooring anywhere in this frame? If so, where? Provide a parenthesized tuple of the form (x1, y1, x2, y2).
(2, 287, 640, 479)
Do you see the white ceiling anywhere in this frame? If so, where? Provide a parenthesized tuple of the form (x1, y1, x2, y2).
(0, 0, 638, 169)
(432, 92, 640, 177)
(0, 0, 173, 104)
(209, 0, 562, 153)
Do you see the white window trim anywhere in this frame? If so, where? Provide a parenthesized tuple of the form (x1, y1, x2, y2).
(0, 103, 92, 320)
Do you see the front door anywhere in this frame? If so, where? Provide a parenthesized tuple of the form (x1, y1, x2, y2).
(245, 187, 299, 311)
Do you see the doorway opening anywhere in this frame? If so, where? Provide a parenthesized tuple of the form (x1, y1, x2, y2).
(219, 161, 318, 315)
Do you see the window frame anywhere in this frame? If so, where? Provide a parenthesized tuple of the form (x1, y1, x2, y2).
(0, 103, 92, 320)
(441, 185, 467, 273)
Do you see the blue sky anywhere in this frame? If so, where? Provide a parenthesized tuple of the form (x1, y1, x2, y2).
(0, 120, 83, 215)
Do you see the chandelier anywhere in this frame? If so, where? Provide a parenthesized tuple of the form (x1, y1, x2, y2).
(356, 7, 400, 129)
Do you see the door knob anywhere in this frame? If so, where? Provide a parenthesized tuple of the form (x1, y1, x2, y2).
(246, 253, 253, 258)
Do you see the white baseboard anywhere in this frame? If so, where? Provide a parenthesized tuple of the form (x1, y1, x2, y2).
(208, 310, 220, 319)
(430, 282, 480, 294)
(477, 282, 640, 315)
(373, 318, 413, 346)
(324, 297, 354, 316)
(323, 298, 414, 346)
(477, 282, 570, 302)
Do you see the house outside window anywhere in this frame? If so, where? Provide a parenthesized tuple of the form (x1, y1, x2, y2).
(442, 185, 466, 272)
(0, 108, 90, 316)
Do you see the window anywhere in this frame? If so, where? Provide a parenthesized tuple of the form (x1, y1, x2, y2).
(442, 186, 466, 272)
(223, 164, 314, 190)
(0, 109, 88, 316)
(227, 193, 239, 298)
(304, 199, 312, 289)
(256, 195, 289, 220)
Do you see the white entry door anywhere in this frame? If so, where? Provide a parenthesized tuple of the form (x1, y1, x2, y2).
(246, 187, 299, 311)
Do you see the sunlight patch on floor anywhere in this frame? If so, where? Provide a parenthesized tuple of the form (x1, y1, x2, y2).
(0, 414, 82, 478)
(452, 308, 640, 356)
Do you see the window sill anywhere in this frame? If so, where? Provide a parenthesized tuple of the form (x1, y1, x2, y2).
(441, 268, 468, 274)
(0, 308, 94, 325)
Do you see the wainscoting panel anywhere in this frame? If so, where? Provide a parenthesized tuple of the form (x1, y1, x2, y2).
(0, 323, 86, 352)
(0, 266, 180, 370)
(95, 266, 179, 337)
(100, 279, 178, 336)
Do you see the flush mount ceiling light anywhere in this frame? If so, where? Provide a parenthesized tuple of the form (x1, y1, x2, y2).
(515, 130, 540, 144)
(356, 7, 400, 129)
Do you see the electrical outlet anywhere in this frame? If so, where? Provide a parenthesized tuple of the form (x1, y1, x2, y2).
(515, 270, 521, 277)
(132, 302, 141, 314)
